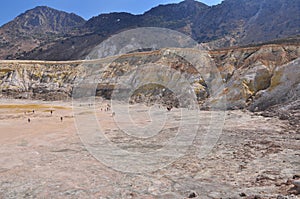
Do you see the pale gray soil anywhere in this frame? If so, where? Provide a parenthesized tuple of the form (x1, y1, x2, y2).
(0, 99, 299, 198)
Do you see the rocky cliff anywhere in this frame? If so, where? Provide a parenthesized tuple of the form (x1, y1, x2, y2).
(211, 44, 300, 110)
(0, 43, 299, 111)
(0, 60, 84, 100)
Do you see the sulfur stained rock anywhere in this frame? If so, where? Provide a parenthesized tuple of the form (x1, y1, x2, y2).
(219, 63, 272, 109)
(250, 58, 300, 111)
(0, 44, 299, 110)
(210, 44, 300, 110)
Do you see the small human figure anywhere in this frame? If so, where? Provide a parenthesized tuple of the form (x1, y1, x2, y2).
(167, 106, 172, 111)
(32, 110, 35, 114)
(28, 118, 31, 123)
(60, 117, 63, 122)
(50, 110, 53, 115)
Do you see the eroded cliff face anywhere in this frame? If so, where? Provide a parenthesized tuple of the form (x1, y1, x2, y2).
(0, 61, 84, 100)
(0, 44, 299, 110)
(211, 44, 300, 110)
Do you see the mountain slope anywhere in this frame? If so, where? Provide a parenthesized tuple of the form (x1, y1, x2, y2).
(0, 6, 86, 59)
(241, 0, 300, 44)
(192, 0, 300, 45)
(2, 6, 85, 33)
(142, 0, 209, 35)
(0, 0, 299, 60)
(19, 0, 210, 60)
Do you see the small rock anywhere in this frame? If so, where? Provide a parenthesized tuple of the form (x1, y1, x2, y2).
(188, 191, 197, 198)
(290, 180, 300, 195)
(277, 195, 288, 199)
(239, 192, 247, 197)
(275, 182, 283, 186)
(293, 175, 300, 179)
(286, 179, 293, 185)
(279, 113, 289, 120)
(246, 195, 261, 199)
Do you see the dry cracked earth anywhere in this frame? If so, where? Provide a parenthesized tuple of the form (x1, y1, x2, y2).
(0, 98, 299, 199)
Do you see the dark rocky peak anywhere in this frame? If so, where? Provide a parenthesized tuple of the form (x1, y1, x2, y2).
(84, 12, 141, 33)
(144, 0, 209, 21)
(86, 12, 139, 28)
(1, 6, 86, 34)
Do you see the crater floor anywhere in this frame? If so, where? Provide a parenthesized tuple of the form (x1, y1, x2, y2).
(0, 99, 299, 198)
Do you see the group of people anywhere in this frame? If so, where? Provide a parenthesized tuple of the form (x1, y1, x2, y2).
(26, 109, 63, 123)
(100, 103, 111, 112)
(99, 103, 116, 117)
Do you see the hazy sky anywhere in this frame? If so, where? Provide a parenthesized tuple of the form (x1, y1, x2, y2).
(0, 0, 222, 26)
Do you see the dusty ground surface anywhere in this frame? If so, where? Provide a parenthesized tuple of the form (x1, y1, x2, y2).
(0, 99, 299, 199)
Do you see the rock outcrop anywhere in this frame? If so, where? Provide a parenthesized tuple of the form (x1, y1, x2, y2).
(211, 44, 300, 110)
(0, 61, 84, 100)
(250, 58, 300, 111)
(0, 43, 299, 111)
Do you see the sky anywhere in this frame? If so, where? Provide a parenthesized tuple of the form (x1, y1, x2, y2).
(0, 0, 222, 26)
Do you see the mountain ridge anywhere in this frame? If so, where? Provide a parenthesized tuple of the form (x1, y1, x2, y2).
(0, 0, 299, 60)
